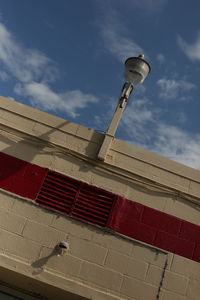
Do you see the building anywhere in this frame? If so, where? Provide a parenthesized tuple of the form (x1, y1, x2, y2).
(0, 96, 200, 300)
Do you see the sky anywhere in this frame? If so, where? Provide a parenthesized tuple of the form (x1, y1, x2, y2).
(0, 0, 200, 170)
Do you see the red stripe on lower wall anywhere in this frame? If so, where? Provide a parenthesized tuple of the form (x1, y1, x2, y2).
(108, 198, 199, 261)
(1, 152, 200, 263)
(0, 152, 47, 199)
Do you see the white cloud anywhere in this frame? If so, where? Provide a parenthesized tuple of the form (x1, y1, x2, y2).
(156, 78, 196, 100)
(152, 124, 200, 169)
(101, 26, 143, 62)
(0, 22, 98, 118)
(0, 23, 55, 83)
(177, 33, 200, 61)
(98, 10, 143, 62)
(122, 98, 154, 142)
(14, 82, 98, 118)
(121, 97, 200, 169)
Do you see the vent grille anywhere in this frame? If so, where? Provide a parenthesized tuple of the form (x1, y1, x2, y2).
(36, 170, 116, 227)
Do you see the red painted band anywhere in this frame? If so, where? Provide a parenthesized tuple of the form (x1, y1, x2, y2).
(0, 152, 200, 262)
(0, 152, 47, 199)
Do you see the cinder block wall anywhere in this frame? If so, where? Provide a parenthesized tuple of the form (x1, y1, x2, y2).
(0, 97, 200, 300)
(1, 191, 200, 300)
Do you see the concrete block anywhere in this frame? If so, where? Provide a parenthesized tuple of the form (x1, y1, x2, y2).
(65, 135, 97, 158)
(23, 220, 66, 248)
(32, 118, 78, 136)
(51, 215, 93, 240)
(89, 172, 128, 197)
(11, 140, 41, 163)
(0, 132, 17, 156)
(92, 232, 133, 256)
(68, 160, 92, 184)
(0, 111, 35, 134)
(0, 108, 4, 117)
(162, 271, 188, 295)
(0, 229, 41, 261)
(189, 181, 200, 199)
(170, 255, 200, 278)
(164, 197, 200, 225)
(127, 183, 168, 211)
(32, 123, 68, 148)
(37, 246, 83, 277)
(145, 265, 163, 286)
(0, 193, 15, 210)
(160, 290, 187, 300)
(105, 250, 148, 280)
(0, 210, 26, 234)
(76, 125, 97, 141)
(80, 261, 123, 292)
(69, 236, 107, 265)
(50, 154, 77, 179)
(12, 199, 54, 225)
(132, 243, 167, 267)
(144, 166, 190, 194)
(121, 276, 158, 300)
(30, 152, 54, 168)
(186, 278, 200, 300)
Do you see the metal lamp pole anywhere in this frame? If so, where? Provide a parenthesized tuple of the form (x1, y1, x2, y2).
(97, 54, 151, 161)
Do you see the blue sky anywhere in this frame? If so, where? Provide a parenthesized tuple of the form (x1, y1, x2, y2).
(0, 0, 200, 169)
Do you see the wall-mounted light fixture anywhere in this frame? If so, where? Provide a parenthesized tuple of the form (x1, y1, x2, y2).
(97, 54, 151, 161)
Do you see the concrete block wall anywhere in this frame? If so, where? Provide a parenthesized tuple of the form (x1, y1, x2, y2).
(1, 191, 199, 300)
(0, 97, 200, 222)
(0, 97, 200, 299)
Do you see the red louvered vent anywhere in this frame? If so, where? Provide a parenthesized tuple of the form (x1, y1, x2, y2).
(72, 185, 115, 226)
(36, 171, 79, 215)
(36, 170, 116, 227)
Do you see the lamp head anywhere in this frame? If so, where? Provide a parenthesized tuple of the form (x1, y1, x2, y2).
(124, 54, 151, 86)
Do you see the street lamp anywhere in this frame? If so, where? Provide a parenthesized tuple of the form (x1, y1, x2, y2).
(97, 54, 151, 161)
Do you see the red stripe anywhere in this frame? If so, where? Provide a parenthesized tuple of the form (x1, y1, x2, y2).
(1, 152, 200, 262)
(0, 152, 47, 199)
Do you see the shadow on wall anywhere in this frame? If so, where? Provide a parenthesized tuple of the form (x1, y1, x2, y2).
(31, 247, 58, 275)
(0, 120, 77, 182)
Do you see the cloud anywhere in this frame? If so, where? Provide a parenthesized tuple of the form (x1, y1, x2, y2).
(100, 25, 143, 62)
(177, 33, 200, 61)
(98, 9, 143, 62)
(14, 82, 98, 118)
(0, 23, 56, 83)
(152, 124, 200, 169)
(156, 78, 196, 100)
(121, 97, 200, 169)
(0, 22, 98, 118)
(122, 98, 154, 142)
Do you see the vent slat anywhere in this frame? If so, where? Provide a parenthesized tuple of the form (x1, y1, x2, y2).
(36, 170, 115, 227)
(47, 173, 78, 188)
(72, 211, 106, 226)
(38, 194, 73, 208)
(72, 207, 107, 221)
(45, 178, 78, 193)
(42, 185, 75, 199)
(40, 188, 74, 202)
(37, 200, 70, 214)
(80, 189, 114, 201)
(37, 194, 72, 209)
(75, 199, 110, 214)
(78, 194, 113, 206)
